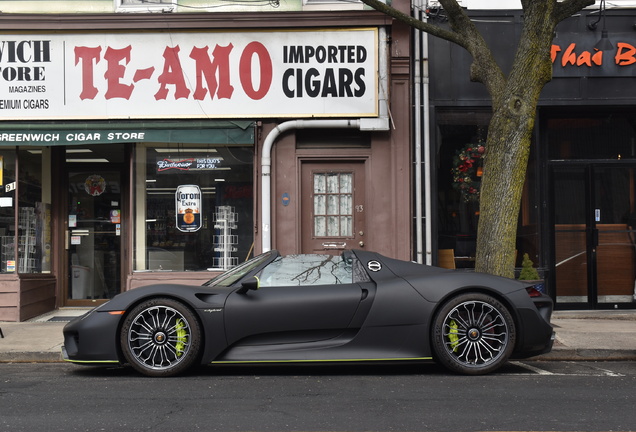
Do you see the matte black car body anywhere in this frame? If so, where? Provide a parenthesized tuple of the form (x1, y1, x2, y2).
(63, 250, 554, 376)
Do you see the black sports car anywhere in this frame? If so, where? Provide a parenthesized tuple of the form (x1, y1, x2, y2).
(62, 249, 554, 377)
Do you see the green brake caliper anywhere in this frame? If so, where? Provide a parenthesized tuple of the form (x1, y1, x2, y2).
(175, 318, 187, 357)
(448, 319, 459, 352)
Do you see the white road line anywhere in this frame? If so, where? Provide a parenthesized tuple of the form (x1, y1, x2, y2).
(566, 361, 625, 377)
(510, 361, 625, 377)
(510, 361, 554, 375)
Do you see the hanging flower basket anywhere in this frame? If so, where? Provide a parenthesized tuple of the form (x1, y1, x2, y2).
(451, 143, 485, 202)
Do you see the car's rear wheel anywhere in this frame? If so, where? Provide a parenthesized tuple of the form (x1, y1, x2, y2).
(431, 293, 515, 375)
(120, 298, 202, 377)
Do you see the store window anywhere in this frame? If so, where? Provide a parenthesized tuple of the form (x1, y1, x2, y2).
(547, 112, 636, 160)
(0, 147, 51, 274)
(0, 150, 16, 273)
(436, 111, 540, 269)
(134, 143, 254, 272)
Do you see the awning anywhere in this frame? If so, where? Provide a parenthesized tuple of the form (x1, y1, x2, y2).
(0, 120, 255, 146)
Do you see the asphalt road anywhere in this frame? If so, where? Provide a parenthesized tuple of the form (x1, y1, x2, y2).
(1, 361, 635, 432)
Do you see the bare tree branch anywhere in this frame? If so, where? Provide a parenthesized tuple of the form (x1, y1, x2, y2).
(359, 0, 507, 100)
(554, 0, 595, 23)
(358, 0, 466, 48)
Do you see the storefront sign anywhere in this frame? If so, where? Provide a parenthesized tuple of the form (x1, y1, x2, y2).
(0, 29, 378, 120)
(551, 38, 636, 77)
(0, 124, 253, 146)
(175, 184, 202, 232)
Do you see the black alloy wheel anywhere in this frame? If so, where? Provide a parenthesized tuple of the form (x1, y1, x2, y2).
(431, 293, 516, 375)
(120, 298, 202, 377)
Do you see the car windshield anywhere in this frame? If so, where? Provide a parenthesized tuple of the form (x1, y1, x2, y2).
(258, 254, 353, 287)
(203, 251, 276, 287)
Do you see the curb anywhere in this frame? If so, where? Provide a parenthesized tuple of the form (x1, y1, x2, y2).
(0, 352, 63, 363)
(534, 349, 636, 361)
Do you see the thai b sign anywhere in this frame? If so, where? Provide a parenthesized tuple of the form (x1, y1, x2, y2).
(176, 185, 202, 233)
(0, 28, 378, 120)
(551, 37, 636, 77)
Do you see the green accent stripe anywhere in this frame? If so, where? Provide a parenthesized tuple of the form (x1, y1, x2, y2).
(63, 358, 120, 364)
(211, 357, 433, 365)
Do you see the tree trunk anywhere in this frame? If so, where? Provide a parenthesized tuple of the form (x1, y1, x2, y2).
(475, 105, 535, 278)
(473, 1, 556, 278)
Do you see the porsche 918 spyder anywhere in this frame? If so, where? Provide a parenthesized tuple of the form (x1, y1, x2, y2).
(62, 249, 554, 377)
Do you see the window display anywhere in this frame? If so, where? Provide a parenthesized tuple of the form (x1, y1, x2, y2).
(0, 148, 51, 274)
(135, 144, 254, 272)
(0, 151, 16, 273)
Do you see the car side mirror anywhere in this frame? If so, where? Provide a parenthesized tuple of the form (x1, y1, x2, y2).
(238, 276, 260, 294)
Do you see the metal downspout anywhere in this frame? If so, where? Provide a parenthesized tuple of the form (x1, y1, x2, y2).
(414, 2, 424, 264)
(414, 2, 432, 265)
(423, 21, 433, 266)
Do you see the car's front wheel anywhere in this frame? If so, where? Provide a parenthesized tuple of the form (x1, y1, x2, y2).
(120, 298, 202, 377)
(431, 293, 515, 375)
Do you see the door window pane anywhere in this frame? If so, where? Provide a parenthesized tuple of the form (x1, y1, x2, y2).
(313, 172, 353, 238)
(553, 166, 588, 304)
(596, 167, 636, 304)
(68, 169, 122, 300)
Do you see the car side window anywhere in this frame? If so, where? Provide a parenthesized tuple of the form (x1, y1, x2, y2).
(258, 254, 353, 287)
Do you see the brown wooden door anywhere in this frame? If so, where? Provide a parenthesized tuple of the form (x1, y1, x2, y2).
(301, 161, 366, 254)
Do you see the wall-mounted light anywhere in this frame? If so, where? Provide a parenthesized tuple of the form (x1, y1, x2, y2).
(587, 0, 613, 51)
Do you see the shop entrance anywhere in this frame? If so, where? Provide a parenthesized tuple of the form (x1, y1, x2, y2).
(551, 163, 636, 309)
(65, 145, 126, 304)
(301, 161, 366, 254)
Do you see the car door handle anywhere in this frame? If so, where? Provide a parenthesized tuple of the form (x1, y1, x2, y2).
(361, 289, 368, 300)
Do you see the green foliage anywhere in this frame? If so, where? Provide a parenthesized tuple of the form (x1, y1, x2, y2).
(518, 253, 540, 280)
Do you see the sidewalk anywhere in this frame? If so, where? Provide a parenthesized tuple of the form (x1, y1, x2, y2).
(537, 310, 636, 361)
(0, 309, 635, 363)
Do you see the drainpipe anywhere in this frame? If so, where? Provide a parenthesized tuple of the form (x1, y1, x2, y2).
(413, 2, 424, 264)
(422, 20, 433, 266)
(413, 1, 431, 265)
(261, 28, 390, 253)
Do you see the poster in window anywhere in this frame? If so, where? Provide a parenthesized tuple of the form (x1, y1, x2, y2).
(176, 184, 201, 232)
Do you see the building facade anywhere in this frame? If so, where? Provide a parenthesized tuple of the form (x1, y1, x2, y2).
(426, 3, 636, 310)
(0, 1, 413, 321)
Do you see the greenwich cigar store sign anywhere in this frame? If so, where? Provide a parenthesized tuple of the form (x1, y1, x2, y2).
(0, 28, 378, 120)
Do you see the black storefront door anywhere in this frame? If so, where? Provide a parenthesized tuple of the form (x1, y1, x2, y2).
(551, 163, 636, 309)
(65, 145, 126, 305)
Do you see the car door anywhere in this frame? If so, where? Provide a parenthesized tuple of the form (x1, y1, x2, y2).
(223, 255, 365, 346)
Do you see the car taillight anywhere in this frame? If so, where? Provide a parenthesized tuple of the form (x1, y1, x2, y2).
(526, 286, 542, 297)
